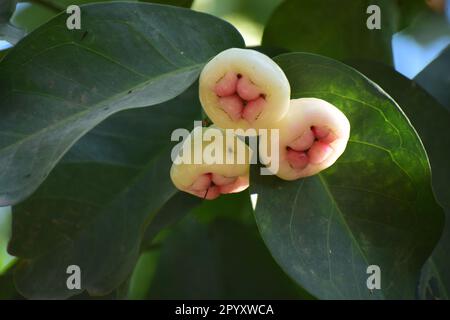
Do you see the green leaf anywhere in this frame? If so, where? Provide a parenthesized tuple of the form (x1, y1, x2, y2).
(347, 60, 450, 300)
(0, 2, 244, 206)
(0, 0, 17, 24)
(147, 215, 310, 299)
(250, 53, 444, 299)
(415, 45, 450, 111)
(8, 84, 203, 299)
(347, 60, 450, 223)
(262, 0, 398, 64)
(348, 60, 450, 299)
(127, 249, 160, 299)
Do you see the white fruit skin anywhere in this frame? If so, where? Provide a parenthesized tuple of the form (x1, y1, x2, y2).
(170, 126, 252, 194)
(259, 98, 350, 180)
(199, 48, 291, 132)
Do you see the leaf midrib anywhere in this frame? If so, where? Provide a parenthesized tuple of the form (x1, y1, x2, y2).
(317, 173, 386, 299)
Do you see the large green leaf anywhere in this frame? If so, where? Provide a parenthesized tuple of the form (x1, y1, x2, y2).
(0, 2, 244, 206)
(250, 53, 444, 299)
(348, 60, 450, 225)
(414, 45, 450, 111)
(347, 60, 450, 300)
(8, 84, 203, 299)
(262, 0, 398, 64)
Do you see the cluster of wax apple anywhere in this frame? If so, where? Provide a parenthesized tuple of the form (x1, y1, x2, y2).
(170, 48, 350, 200)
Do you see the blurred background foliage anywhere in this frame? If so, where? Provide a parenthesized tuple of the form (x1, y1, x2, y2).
(2, 0, 449, 76)
(0, 0, 449, 299)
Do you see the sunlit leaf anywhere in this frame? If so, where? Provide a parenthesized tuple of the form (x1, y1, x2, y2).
(250, 53, 444, 299)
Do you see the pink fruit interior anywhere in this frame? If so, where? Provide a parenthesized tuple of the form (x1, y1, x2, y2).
(286, 126, 337, 170)
(214, 72, 266, 123)
(188, 172, 247, 200)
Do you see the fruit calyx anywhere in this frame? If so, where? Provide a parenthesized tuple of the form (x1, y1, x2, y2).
(215, 71, 267, 123)
(286, 125, 337, 170)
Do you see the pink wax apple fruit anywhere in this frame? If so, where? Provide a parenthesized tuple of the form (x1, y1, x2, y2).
(199, 48, 291, 132)
(259, 98, 350, 180)
(170, 126, 252, 200)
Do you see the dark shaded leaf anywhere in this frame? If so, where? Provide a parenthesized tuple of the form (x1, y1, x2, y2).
(192, 190, 255, 224)
(262, 0, 398, 64)
(9, 84, 203, 299)
(0, 2, 244, 206)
